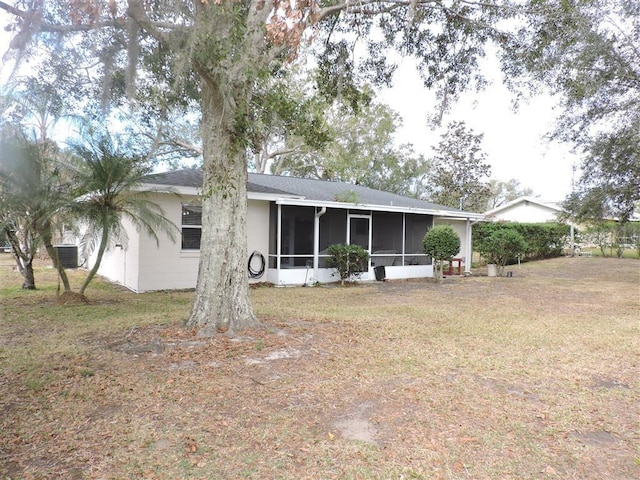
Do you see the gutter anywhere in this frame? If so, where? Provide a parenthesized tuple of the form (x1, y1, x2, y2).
(275, 198, 485, 221)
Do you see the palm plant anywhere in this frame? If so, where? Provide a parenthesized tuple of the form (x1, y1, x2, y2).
(0, 133, 73, 290)
(70, 133, 179, 295)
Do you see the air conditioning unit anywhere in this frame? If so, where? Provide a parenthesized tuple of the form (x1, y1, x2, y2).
(54, 245, 78, 269)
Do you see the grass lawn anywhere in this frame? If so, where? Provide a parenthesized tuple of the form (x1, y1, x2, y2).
(1, 255, 639, 479)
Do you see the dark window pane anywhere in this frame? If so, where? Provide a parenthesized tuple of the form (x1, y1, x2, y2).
(349, 217, 370, 250)
(404, 254, 432, 266)
(371, 255, 401, 267)
(269, 203, 278, 255)
(280, 256, 314, 268)
(182, 205, 202, 226)
(182, 228, 201, 250)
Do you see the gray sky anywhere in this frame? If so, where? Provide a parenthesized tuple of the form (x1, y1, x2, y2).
(379, 52, 578, 203)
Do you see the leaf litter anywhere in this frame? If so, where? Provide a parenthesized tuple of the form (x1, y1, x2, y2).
(0, 256, 639, 479)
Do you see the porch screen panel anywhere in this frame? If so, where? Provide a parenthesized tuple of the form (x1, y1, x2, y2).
(404, 214, 433, 265)
(318, 209, 346, 268)
(371, 212, 403, 267)
(280, 205, 314, 268)
(181, 204, 202, 250)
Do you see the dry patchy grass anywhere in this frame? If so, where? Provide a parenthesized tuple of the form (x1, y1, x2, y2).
(1, 255, 639, 479)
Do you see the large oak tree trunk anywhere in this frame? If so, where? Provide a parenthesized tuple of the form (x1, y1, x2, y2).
(186, 77, 259, 337)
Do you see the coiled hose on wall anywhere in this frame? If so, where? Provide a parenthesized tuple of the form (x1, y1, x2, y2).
(248, 250, 265, 279)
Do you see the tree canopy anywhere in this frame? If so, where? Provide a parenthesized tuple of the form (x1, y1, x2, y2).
(272, 93, 430, 197)
(504, 0, 640, 222)
(487, 179, 534, 211)
(427, 121, 492, 212)
(1, 0, 520, 335)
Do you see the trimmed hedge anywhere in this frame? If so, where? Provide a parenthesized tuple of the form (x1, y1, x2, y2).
(326, 243, 370, 285)
(474, 222, 571, 262)
(423, 225, 461, 282)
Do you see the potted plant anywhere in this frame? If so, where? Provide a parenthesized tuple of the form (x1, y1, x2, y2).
(477, 229, 527, 277)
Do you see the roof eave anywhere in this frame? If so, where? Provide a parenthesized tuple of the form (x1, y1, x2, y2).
(248, 192, 303, 201)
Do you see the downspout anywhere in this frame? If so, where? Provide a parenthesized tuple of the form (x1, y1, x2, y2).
(464, 217, 484, 275)
(464, 218, 472, 275)
(313, 207, 327, 281)
(465, 217, 482, 275)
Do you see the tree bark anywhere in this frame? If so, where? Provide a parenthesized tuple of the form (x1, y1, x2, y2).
(6, 230, 36, 289)
(185, 76, 259, 337)
(79, 223, 109, 295)
(41, 222, 71, 292)
(21, 260, 36, 289)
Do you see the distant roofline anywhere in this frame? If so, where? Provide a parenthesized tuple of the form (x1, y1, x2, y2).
(485, 196, 564, 216)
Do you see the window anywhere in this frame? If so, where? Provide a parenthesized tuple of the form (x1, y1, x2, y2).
(182, 204, 202, 250)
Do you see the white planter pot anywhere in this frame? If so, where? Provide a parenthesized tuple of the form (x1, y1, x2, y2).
(487, 264, 498, 277)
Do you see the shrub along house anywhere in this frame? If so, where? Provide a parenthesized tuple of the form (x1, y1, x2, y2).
(95, 168, 484, 292)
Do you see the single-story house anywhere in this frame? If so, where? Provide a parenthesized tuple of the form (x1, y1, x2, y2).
(96, 169, 484, 292)
(484, 196, 564, 223)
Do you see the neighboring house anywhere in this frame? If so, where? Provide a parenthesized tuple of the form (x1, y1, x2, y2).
(96, 169, 484, 292)
(484, 196, 564, 223)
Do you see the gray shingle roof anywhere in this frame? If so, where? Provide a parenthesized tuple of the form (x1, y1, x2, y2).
(143, 168, 462, 213)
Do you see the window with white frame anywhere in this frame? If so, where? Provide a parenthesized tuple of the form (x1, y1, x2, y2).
(181, 204, 202, 250)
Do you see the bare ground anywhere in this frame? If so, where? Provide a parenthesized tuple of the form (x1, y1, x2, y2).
(0, 256, 639, 479)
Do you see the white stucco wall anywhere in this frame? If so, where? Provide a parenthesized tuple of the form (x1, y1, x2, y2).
(87, 215, 141, 292)
(97, 194, 272, 292)
(136, 194, 198, 292)
(434, 218, 470, 266)
(246, 200, 270, 283)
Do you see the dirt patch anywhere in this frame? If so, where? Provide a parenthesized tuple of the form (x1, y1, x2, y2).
(332, 402, 379, 446)
(570, 431, 622, 447)
(55, 291, 90, 305)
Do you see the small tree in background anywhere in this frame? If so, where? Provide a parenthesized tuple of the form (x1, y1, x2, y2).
(477, 230, 527, 276)
(428, 122, 492, 212)
(423, 225, 460, 283)
(326, 244, 369, 286)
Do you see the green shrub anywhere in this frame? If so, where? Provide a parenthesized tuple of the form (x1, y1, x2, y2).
(476, 229, 527, 276)
(423, 225, 461, 282)
(326, 244, 370, 285)
(474, 222, 570, 261)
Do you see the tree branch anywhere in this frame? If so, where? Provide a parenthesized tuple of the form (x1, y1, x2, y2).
(126, 0, 172, 46)
(0, 1, 26, 18)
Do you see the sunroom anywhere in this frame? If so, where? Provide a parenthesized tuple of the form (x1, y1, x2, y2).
(266, 201, 437, 285)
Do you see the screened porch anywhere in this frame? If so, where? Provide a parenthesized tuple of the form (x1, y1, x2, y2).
(266, 204, 434, 284)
